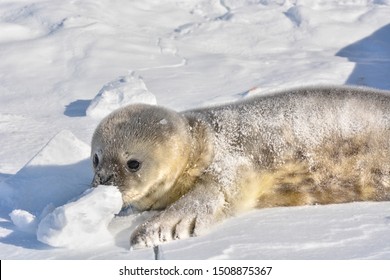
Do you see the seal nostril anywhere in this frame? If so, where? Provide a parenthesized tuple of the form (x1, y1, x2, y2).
(99, 174, 114, 185)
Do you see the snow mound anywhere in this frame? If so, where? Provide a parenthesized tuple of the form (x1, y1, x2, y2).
(0, 130, 92, 215)
(9, 209, 38, 234)
(0, 23, 42, 44)
(23, 130, 90, 167)
(86, 72, 157, 119)
(37, 185, 122, 249)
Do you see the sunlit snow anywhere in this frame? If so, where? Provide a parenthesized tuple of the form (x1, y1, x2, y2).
(1, 0, 390, 259)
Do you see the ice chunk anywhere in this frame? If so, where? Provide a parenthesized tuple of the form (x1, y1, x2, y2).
(9, 209, 38, 234)
(37, 185, 122, 249)
(86, 72, 157, 119)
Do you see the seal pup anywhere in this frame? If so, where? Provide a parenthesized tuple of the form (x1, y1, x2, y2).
(91, 86, 390, 249)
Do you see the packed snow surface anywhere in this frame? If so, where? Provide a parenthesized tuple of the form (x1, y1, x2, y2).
(1, 0, 390, 259)
(0, 130, 91, 215)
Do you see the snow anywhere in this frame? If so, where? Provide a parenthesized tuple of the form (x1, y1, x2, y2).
(0, 130, 91, 215)
(1, 0, 390, 259)
(9, 209, 37, 234)
(86, 72, 157, 119)
(37, 185, 122, 249)
(159, 202, 390, 259)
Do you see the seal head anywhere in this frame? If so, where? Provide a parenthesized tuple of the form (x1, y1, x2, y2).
(91, 104, 192, 210)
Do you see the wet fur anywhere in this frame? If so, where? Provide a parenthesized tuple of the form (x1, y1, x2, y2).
(91, 85, 390, 248)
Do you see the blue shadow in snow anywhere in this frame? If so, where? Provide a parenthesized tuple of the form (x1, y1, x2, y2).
(64, 99, 91, 117)
(336, 24, 390, 90)
(0, 159, 92, 252)
(0, 173, 11, 182)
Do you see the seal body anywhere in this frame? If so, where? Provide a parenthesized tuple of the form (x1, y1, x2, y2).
(91, 86, 390, 248)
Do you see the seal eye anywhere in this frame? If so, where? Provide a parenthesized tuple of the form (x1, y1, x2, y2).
(93, 153, 99, 168)
(127, 159, 141, 172)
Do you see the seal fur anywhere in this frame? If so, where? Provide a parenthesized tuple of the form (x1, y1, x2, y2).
(91, 85, 390, 248)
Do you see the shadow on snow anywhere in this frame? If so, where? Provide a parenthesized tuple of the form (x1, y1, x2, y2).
(336, 23, 390, 90)
(64, 99, 91, 117)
